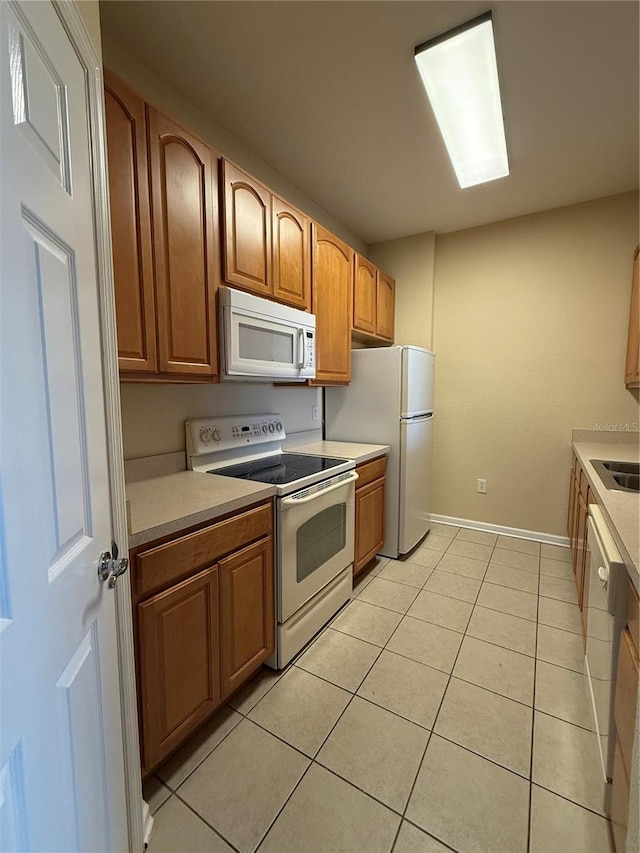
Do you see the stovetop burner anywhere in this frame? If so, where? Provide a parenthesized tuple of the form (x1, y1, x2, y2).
(210, 453, 348, 486)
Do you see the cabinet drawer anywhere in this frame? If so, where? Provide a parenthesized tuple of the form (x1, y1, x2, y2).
(627, 577, 639, 655)
(356, 455, 387, 489)
(614, 626, 639, 778)
(136, 502, 272, 597)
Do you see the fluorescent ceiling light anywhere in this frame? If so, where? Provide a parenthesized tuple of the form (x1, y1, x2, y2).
(415, 11, 509, 188)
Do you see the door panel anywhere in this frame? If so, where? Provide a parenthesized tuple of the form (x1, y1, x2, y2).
(0, 2, 128, 848)
(222, 160, 271, 296)
(376, 272, 395, 341)
(399, 416, 433, 553)
(353, 254, 376, 335)
(272, 196, 310, 310)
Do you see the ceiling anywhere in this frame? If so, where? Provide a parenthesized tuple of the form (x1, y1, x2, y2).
(99, 1, 639, 245)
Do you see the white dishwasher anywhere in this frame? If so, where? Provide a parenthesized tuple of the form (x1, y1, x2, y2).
(584, 504, 629, 814)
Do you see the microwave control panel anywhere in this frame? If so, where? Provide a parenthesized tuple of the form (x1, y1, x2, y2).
(186, 414, 286, 458)
(304, 330, 315, 369)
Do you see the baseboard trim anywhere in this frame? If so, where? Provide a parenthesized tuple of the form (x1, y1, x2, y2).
(430, 514, 570, 548)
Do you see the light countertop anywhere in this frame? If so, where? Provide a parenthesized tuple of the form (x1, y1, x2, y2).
(292, 441, 390, 465)
(126, 471, 275, 549)
(573, 439, 639, 590)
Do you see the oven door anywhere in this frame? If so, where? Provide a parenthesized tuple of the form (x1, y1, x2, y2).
(278, 470, 357, 622)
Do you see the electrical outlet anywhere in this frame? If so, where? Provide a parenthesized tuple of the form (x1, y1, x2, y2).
(477, 478, 487, 494)
(312, 405, 319, 422)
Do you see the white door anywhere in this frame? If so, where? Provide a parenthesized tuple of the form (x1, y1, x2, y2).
(399, 415, 433, 553)
(0, 2, 129, 850)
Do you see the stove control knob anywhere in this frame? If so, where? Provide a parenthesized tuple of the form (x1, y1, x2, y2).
(276, 421, 282, 432)
(199, 427, 213, 445)
(212, 428, 222, 443)
(262, 424, 268, 434)
(268, 423, 275, 433)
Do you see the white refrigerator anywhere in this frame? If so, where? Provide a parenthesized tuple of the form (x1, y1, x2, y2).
(325, 345, 435, 558)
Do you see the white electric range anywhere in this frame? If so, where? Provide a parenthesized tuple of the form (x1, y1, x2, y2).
(186, 414, 357, 668)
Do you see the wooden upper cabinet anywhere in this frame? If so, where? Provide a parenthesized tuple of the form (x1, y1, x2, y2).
(103, 70, 157, 374)
(222, 160, 271, 298)
(219, 537, 274, 698)
(272, 196, 310, 310)
(148, 108, 219, 377)
(353, 254, 377, 335)
(137, 567, 221, 771)
(377, 271, 396, 341)
(625, 245, 639, 388)
(311, 223, 353, 385)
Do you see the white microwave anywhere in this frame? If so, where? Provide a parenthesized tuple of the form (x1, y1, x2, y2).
(219, 286, 316, 382)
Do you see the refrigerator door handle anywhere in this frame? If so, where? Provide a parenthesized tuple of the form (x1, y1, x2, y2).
(401, 413, 434, 422)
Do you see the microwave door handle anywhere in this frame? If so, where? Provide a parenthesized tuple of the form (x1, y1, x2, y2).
(280, 471, 359, 509)
(297, 327, 305, 367)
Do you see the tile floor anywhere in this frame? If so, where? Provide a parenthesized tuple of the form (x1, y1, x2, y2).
(144, 524, 615, 853)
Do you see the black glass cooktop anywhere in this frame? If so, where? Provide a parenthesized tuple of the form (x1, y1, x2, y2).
(210, 453, 347, 486)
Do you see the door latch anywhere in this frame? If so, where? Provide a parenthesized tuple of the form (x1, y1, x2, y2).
(98, 541, 129, 589)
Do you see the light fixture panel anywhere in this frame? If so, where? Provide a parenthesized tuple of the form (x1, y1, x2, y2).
(415, 13, 509, 188)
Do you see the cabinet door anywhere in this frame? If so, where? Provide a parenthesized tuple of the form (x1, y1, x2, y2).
(138, 567, 220, 772)
(575, 489, 589, 615)
(222, 160, 271, 297)
(103, 71, 157, 374)
(376, 271, 396, 341)
(567, 466, 576, 542)
(353, 254, 377, 335)
(625, 246, 639, 388)
(219, 537, 274, 698)
(272, 196, 310, 310)
(354, 477, 386, 575)
(148, 108, 219, 378)
(311, 223, 353, 385)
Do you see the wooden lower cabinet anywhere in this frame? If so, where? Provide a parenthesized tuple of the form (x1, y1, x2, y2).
(625, 245, 639, 389)
(133, 500, 274, 775)
(612, 618, 639, 852)
(567, 456, 595, 639)
(219, 538, 274, 698)
(354, 455, 387, 576)
(138, 567, 221, 772)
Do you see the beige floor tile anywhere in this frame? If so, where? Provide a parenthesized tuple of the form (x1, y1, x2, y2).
(377, 559, 435, 588)
(536, 624, 585, 673)
(455, 528, 498, 546)
(466, 605, 536, 656)
(490, 547, 540, 573)
(539, 574, 577, 604)
(540, 557, 575, 580)
(143, 776, 171, 815)
(485, 563, 539, 594)
(421, 533, 453, 553)
(358, 576, 420, 614)
(532, 712, 607, 815)
(427, 522, 459, 540)
(535, 661, 595, 730)
(476, 582, 538, 621)
(394, 821, 452, 852)
(406, 735, 529, 853)
(404, 548, 442, 569)
(422, 570, 481, 604)
(529, 785, 614, 853)
(157, 706, 242, 790)
(541, 543, 572, 563)
(259, 763, 400, 853)
(434, 677, 532, 777)
(497, 535, 541, 556)
(436, 552, 488, 580)
(538, 596, 582, 635)
(248, 666, 351, 757)
(387, 616, 463, 674)
(150, 796, 233, 852)
(407, 590, 473, 634)
(453, 636, 534, 705)
(331, 598, 403, 647)
(445, 539, 493, 563)
(351, 568, 376, 598)
(317, 696, 429, 812)
(178, 719, 309, 853)
(357, 649, 448, 729)
(295, 627, 380, 692)
(227, 667, 282, 715)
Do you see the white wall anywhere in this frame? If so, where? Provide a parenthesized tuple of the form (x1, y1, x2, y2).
(120, 382, 322, 459)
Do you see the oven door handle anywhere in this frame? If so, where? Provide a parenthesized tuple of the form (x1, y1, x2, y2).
(280, 471, 359, 508)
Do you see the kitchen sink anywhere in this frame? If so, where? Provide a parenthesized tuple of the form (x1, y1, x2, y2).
(591, 460, 640, 493)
